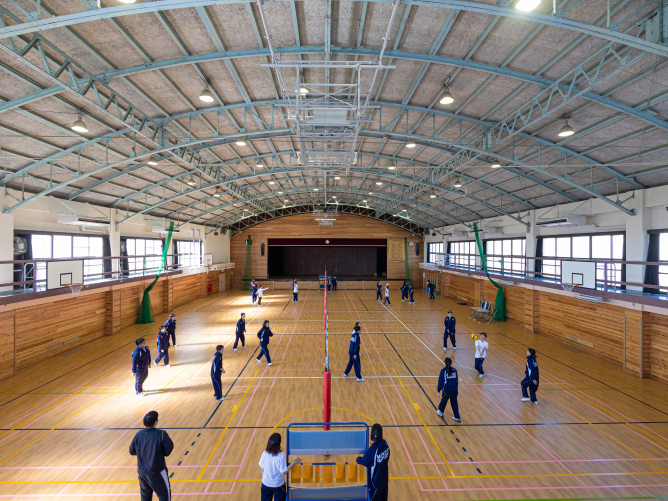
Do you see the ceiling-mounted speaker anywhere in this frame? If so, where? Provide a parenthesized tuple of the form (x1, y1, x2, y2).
(261, 243, 265, 256)
(416, 243, 420, 256)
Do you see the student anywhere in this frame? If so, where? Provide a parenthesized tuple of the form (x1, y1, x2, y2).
(376, 281, 382, 302)
(436, 357, 460, 421)
(401, 280, 407, 301)
(251, 279, 257, 304)
(211, 345, 226, 401)
(408, 284, 415, 304)
(474, 333, 488, 377)
(292, 280, 298, 302)
(132, 337, 151, 396)
(257, 284, 269, 306)
(256, 320, 274, 365)
(521, 348, 540, 404)
(426, 280, 432, 298)
(444, 311, 456, 350)
(344, 322, 364, 382)
(258, 433, 302, 501)
(327, 275, 332, 292)
(130, 411, 174, 501)
(429, 280, 436, 300)
(154, 326, 170, 367)
(332, 276, 337, 292)
(234, 313, 246, 350)
(356, 423, 390, 501)
(163, 313, 177, 347)
(383, 283, 392, 307)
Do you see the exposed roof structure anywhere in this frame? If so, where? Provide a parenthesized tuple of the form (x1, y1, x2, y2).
(1, 0, 667, 234)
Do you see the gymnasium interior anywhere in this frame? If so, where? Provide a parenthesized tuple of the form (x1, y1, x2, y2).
(1, 0, 668, 500)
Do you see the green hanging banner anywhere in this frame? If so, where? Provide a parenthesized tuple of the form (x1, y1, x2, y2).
(472, 222, 506, 321)
(137, 221, 174, 324)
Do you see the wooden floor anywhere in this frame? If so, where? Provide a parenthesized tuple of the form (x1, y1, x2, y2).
(2, 288, 668, 501)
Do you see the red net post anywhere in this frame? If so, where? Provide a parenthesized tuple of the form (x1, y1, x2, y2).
(323, 368, 331, 431)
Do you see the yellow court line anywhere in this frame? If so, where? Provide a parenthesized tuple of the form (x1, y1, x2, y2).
(197, 368, 260, 480)
(392, 368, 454, 477)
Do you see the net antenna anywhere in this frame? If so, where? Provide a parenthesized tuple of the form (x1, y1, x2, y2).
(64, 283, 86, 296)
(323, 266, 331, 432)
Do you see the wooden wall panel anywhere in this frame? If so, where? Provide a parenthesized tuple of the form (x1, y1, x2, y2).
(105, 290, 121, 336)
(650, 313, 668, 384)
(446, 274, 475, 305)
(164, 279, 173, 313)
(524, 290, 539, 334)
(15, 294, 107, 368)
(206, 270, 224, 294)
(173, 274, 203, 308)
(0, 311, 15, 380)
(148, 280, 165, 316)
(624, 310, 643, 376)
(230, 214, 423, 288)
(121, 285, 142, 329)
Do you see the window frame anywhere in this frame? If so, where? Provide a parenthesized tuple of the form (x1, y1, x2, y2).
(27, 233, 106, 284)
(427, 242, 444, 264)
(485, 237, 527, 275)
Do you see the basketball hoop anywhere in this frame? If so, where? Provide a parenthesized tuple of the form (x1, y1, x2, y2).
(561, 283, 578, 294)
(64, 283, 86, 296)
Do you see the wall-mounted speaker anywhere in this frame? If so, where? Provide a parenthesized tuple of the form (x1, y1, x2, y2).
(261, 243, 265, 256)
(416, 243, 420, 256)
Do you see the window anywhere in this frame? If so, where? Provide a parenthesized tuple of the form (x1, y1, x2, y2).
(540, 233, 624, 284)
(126, 238, 164, 274)
(485, 238, 526, 274)
(29, 234, 105, 284)
(177, 241, 201, 268)
(660, 233, 668, 289)
(449, 241, 477, 269)
(427, 242, 444, 264)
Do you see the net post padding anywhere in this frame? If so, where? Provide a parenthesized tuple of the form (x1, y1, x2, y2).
(323, 267, 331, 432)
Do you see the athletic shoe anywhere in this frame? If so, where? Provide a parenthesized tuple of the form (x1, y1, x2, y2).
(479, 374, 484, 378)
(142, 392, 147, 396)
(453, 347, 457, 350)
(443, 347, 447, 350)
(256, 358, 262, 363)
(452, 417, 461, 422)
(267, 363, 273, 366)
(521, 398, 530, 402)
(533, 401, 538, 404)
(154, 359, 159, 364)
(173, 345, 178, 347)
(233, 348, 237, 351)
(217, 398, 225, 402)
(165, 364, 170, 367)
(243, 345, 246, 348)
(136, 392, 142, 396)
(436, 410, 444, 417)
(357, 378, 365, 382)
(343, 373, 348, 377)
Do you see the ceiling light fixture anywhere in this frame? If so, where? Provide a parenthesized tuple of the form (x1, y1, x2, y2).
(334, 176, 341, 180)
(558, 120, 575, 137)
(429, 189, 436, 198)
(71, 115, 88, 133)
(299, 87, 308, 96)
(515, 0, 541, 11)
(439, 86, 454, 105)
(214, 193, 220, 197)
(256, 162, 264, 168)
(269, 181, 275, 185)
(388, 163, 396, 170)
(284, 199, 289, 202)
(199, 87, 215, 103)
(332, 196, 337, 198)
(362, 200, 367, 203)
(453, 178, 462, 188)
(235, 140, 247, 146)
(118, 0, 137, 3)
(186, 176, 197, 186)
(368, 191, 373, 195)
(376, 182, 383, 185)
(402, 208, 407, 212)
(147, 155, 158, 166)
(405, 140, 416, 148)
(490, 160, 501, 168)
(278, 191, 283, 194)
(314, 188, 319, 191)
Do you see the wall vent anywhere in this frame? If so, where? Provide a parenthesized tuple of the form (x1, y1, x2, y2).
(459, 273, 468, 277)
(562, 333, 593, 348)
(499, 280, 514, 286)
(48, 336, 81, 351)
(575, 293, 603, 303)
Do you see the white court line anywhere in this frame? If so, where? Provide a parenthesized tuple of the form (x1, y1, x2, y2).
(380, 302, 444, 365)
(193, 375, 441, 380)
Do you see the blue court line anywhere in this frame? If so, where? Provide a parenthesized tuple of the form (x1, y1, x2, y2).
(203, 345, 260, 428)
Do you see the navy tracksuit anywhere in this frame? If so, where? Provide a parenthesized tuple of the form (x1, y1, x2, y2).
(211, 351, 223, 400)
(344, 329, 362, 379)
(155, 331, 170, 365)
(332, 278, 337, 291)
(251, 282, 257, 303)
(401, 283, 408, 301)
(408, 285, 414, 304)
(234, 318, 246, 349)
(437, 366, 460, 420)
(256, 326, 273, 364)
(356, 440, 390, 501)
(129, 427, 174, 501)
(132, 346, 151, 394)
(521, 356, 540, 402)
(163, 319, 176, 346)
(444, 316, 456, 348)
(376, 284, 382, 301)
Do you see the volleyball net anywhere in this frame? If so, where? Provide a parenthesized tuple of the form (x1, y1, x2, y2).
(323, 267, 331, 430)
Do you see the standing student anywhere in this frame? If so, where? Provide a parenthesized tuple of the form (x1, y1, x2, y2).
(376, 281, 382, 302)
(154, 326, 170, 367)
(327, 275, 332, 292)
(521, 348, 540, 404)
(211, 345, 226, 401)
(426, 280, 431, 298)
(474, 333, 488, 377)
(332, 276, 338, 292)
(436, 357, 461, 421)
(408, 284, 415, 304)
(256, 320, 273, 365)
(444, 311, 456, 350)
(292, 280, 298, 302)
(132, 337, 151, 396)
(343, 322, 364, 382)
(429, 280, 436, 300)
(257, 284, 269, 306)
(251, 279, 257, 304)
(400, 281, 407, 301)
(383, 283, 392, 307)
(356, 423, 390, 501)
(163, 314, 177, 347)
(129, 411, 174, 501)
(258, 433, 302, 501)
(234, 313, 246, 350)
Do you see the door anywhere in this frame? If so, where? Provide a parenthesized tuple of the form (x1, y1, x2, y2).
(219, 273, 226, 291)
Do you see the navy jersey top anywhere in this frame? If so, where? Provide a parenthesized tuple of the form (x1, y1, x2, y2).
(437, 367, 459, 396)
(163, 319, 176, 335)
(525, 356, 540, 381)
(132, 346, 151, 372)
(211, 352, 223, 377)
(376, 284, 381, 293)
(157, 331, 170, 352)
(348, 329, 361, 355)
(129, 428, 174, 474)
(257, 326, 273, 344)
(444, 316, 456, 333)
(356, 440, 390, 492)
(236, 318, 246, 335)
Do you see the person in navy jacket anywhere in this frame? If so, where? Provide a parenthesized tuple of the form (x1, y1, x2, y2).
(356, 423, 390, 501)
(437, 357, 460, 421)
(251, 279, 257, 304)
(401, 281, 408, 301)
(211, 345, 226, 401)
(332, 276, 338, 292)
(132, 337, 151, 396)
(344, 323, 364, 382)
(376, 282, 382, 302)
(234, 312, 246, 350)
(408, 284, 415, 304)
(256, 320, 273, 365)
(444, 311, 456, 350)
(521, 348, 540, 404)
(154, 326, 170, 367)
(163, 314, 177, 347)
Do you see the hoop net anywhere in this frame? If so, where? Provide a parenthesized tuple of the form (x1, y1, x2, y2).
(323, 267, 331, 432)
(65, 283, 85, 296)
(561, 283, 578, 293)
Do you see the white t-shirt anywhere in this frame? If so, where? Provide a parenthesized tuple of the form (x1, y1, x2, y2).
(258, 287, 267, 297)
(293, 284, 298, 293)
(475, 340, 489, 359)
(385, 287, 390, 297)
(259, 451, 287, 487)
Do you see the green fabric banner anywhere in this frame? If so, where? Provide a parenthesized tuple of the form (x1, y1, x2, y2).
(137, 221, 174, 324)
(472, 222, 506, 321)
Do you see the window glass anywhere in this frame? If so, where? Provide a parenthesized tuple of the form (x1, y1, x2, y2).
(556, 237, 570, 258)
(592, 235, 611, 259)
(543, 238, 555, 257)
(53, 235, 72, 258)
(512, 239, 521, 256)
(572, 236, 589, 259)
(612, 234, 624, 260)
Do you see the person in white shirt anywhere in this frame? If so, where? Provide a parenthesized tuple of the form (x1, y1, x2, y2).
(258, 433, 301, 501)
(474, 332, 488, 377)
(257, 285, 269, 306)
(383, 283, 392, 307)
(292, 280, 298, 303)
